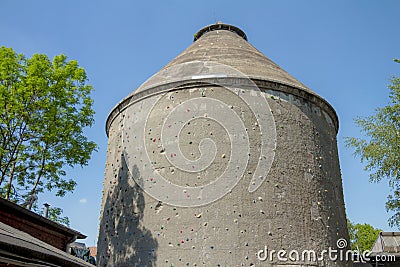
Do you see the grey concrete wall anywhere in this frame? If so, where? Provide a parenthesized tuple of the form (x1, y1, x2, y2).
(97, 78, 349, 266)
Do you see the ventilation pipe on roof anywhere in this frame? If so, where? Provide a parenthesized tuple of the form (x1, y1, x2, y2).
(43, 203, 50, 218)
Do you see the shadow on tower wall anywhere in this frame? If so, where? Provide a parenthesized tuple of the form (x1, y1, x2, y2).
(97, 153, 158, 266)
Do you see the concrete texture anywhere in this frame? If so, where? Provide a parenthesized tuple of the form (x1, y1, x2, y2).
(98, 23, 349, 267)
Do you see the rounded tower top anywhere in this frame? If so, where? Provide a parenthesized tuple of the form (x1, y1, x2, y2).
(194, 22, 247, 41)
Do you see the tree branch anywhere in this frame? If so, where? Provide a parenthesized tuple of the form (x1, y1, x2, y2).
(5, 160, 16, 199)
(29, 143, 48, 196)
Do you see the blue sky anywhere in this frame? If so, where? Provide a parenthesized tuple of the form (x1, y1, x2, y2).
(1, 1, 399, 246)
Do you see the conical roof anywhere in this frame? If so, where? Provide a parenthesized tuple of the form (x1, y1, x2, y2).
(107, 23, 338, 134)
(133, 22, 315, 96)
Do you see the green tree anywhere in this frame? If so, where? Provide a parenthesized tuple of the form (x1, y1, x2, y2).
(45, 206, 70, 226)
(0, 46, 97, 219)
(346, 59, 400, 227)
(347, 220, 381, 252)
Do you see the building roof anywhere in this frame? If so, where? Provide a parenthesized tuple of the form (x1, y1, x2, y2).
(0, 221, 93, 267)
(106, 22, 338, 134)
(371, 232, 400, 253)
(132, 22, 314, 96)
(0, 197, 85, 251)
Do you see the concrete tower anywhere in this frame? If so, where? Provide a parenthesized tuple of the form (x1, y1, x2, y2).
(98, 23, 349, 266)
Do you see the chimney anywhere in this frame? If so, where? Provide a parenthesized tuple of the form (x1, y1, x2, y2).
(43, 203, 50, 218)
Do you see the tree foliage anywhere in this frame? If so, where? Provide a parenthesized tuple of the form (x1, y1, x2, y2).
(347, 220, 381, 252)
(346, 59, 400, 227)
(0, 46, 97, 212)
(46, 206, 70, 226)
